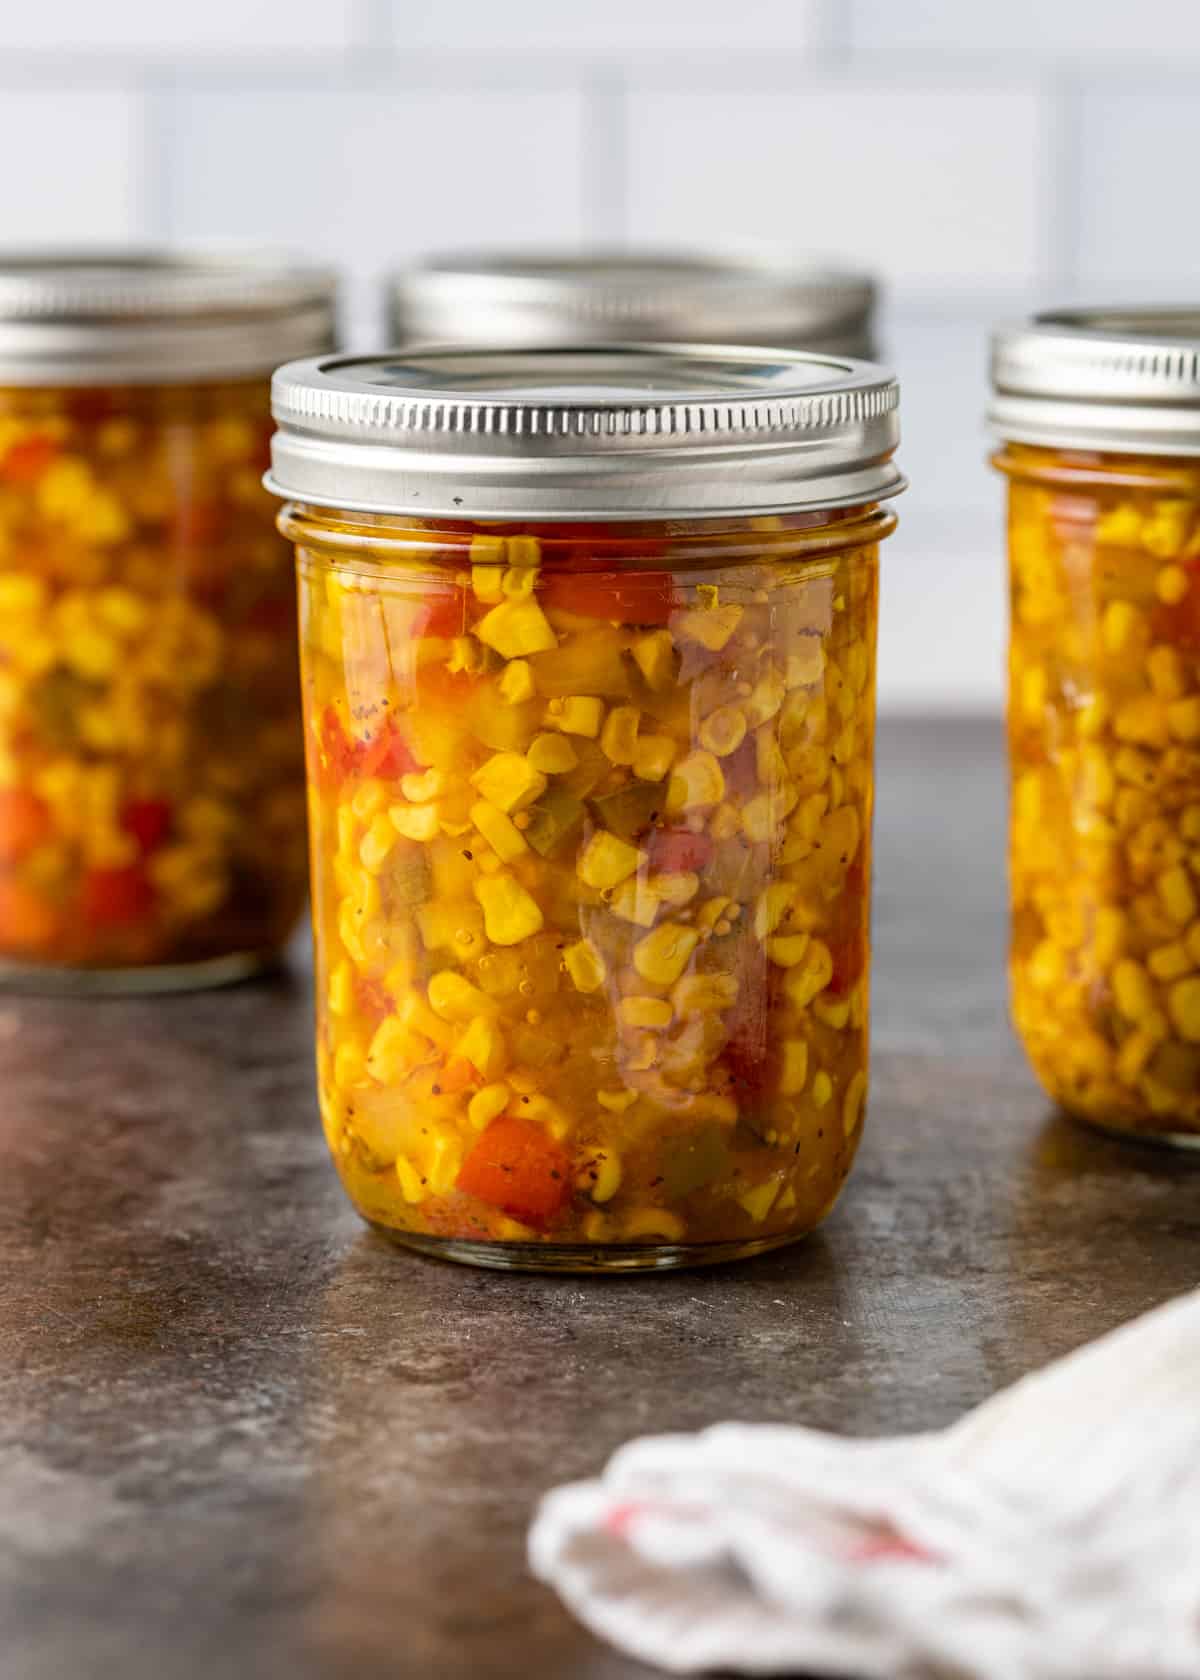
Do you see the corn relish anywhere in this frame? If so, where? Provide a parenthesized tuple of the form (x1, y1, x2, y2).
(270, 345, 903, 1265)
(993, 310, 1200, 1141)
(0, 253, 334, 987)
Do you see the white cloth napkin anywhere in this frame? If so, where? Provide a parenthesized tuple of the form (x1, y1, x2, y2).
(529, 1290, 1200, 1679)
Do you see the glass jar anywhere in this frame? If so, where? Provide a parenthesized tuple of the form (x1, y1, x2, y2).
(0, 252, 335, 990)
(389, 249, 876, 358)
(992, 309, 1200, 1143)
(269, 344, 903, 1269)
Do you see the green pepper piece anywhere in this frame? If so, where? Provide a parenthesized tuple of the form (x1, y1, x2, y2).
(29, 667, 97, 750)
(661, 1123, 730, 1200)
(560, 739, 610, 800)
(524, 785, 586, 857)
(588, 781, 662, 843)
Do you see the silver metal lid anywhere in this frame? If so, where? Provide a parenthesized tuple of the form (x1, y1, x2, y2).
(990, 308, 1200, 455)
(266, 343, 903, 522)
(0, 250, 337, 385)
(389, 249, 876, 358)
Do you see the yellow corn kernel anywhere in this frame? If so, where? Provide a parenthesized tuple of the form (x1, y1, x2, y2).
(1076, 695, 1109, 739)
(1092, 906, 1128, 967)
(506, 534, 541, 568)
(475, 597, 557, 658)
(675, 603, 742, 651)
(742, 785, 798, 845)
(1079, 745, 1116, 810)
(459, 1014, 509, 1079)
(424, 1134, 463, 1196)
(333, 1041, 366, 1090)
(1113, 958, 1157, 1021)
(814, 993, 851, 1029)
(1114, 694, 1169, 750)
(600, 705, 640, 765)
(446, 635, 486, 676)
(665, 750, 725, 813)
(1168, 974, 1200, 1041)
(475, 873, 544, 945)
(366, 1016, 416, 1084)
(389, 803, 441, 843)
(619, 996, 673, 1030)
(498, 659, 536, 704)
(577, 1146, 622, 1204)
(415, 901, 485, 955)
(648, 870, 699, 909)
(766, 933, 811, 968)
(633, 922, 701, 985)
(470, 798, 529, 863)
(1160, 865, 1198, 927)
(1096, 503, 1144, 546)
(358, 812, 397, 874)
(1147, 645, 1188, 700)
(546, 695, 604, 737)
(698, 704, 747, 758)
(738, 1179, 781, 1222)
(843, 1069, 867, 1138)
(783, 937, 833, 1009)
(1144, 500, 1192, 557)
(1113, 746, 1158, 790)
(64, 624, 120, 680)
(0, 573, 47, 614)
(470, 752, 547, 814)
(811, 1071, 833, 1109)
(338, 900, 367, 964)
(398, 991, 456, 1052)
(500, 567, 536, 599)
(522, 1093, 570, 1140)
(1117, 1026, 1161, 1086)
(395, 1157, 425, 1204)
(672, 972, 738, 1015)
(1157, 563, 1190, 605)
(597, 1088, 638, 1112)
(694, 896, 735, 936)
(779, 1039, 809, 1094)
(632, 733, 676, 782)
(1167, 697, 1200, 742)
(743, 669, 786, 728)
(428, 970, 495, 1022)
(578, 830, 644, 890)
(471, 537, 506, 600)
(786, 636, 825, 689)
(468, 1082, 511, 1131)
(709, 802, 742, 840)
(328, 961, 354, 1017)
(608, 878, 658, 926)
(631, 629, 676, 690)
(622, 1207, 685, 1241)
(1020, 662, 1048, 723)
(1102, 600, 1148, 657)
(1148, 941, 1193, 982)
(527, 732, 578, 774)
(564, 938, 607, 993)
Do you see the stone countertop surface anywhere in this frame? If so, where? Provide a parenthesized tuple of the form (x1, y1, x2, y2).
(3, 717, 1199, 1680)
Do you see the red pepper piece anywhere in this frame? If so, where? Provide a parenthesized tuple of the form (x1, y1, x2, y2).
(540, 569, 676, 625)
(352, 974, 393, 1026)
(419, 589, 469, 640)
(645, 828, 713, 875)
(437, 1057, 482, 1096)
(0, 789, 53, 864)
(456, 1115, 571, 1225)
(120, 799, 173, 855)
(358, 718, 418, 781)
(0, 879, 58, 951)
(81, 865, 155, 928)
(318, 705, 359, 786)
(1, 435, 59, 483)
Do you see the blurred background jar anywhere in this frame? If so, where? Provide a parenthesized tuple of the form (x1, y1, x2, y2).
(0, 251, 336, 991)
(389, 249, 876, 358)
(271, 343, 902, 1270)
(992, 309, 1200, 1144)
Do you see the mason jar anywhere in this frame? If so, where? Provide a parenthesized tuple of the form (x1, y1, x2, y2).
(0, 251, 335, 990)
(992, 309, 1200, 1143)
(269, 344, 903, 1270)
(389, 250, 876, 358)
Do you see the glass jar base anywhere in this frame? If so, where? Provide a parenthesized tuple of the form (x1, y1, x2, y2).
(0, 948, 280, 998)
(368, 1223, 811, 1273)
(1070, 1108, 1200, 1153)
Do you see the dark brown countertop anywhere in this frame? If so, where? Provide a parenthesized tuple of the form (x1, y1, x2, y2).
(3, 717, 1199, 1680)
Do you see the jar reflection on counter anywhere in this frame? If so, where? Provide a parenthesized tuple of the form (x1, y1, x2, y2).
(269, 344, 904, 1269)
(992, 309, 1200, 1142)
(0, 253, 336, 989)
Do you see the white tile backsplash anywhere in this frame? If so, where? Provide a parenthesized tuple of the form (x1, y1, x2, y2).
(0, 0, 359, 52)
(0, 88, 141, 241)
(389, 0, 821, 52)
(625, 82, 1046, 293)
(850, 0, 1200, 56)
(1, 2, 1198, 709)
